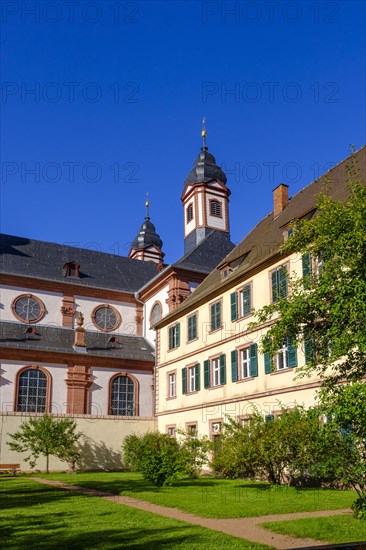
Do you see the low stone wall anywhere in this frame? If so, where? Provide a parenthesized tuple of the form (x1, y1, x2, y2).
(0, 413, 156, 472)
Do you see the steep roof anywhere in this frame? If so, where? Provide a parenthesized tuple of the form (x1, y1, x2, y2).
(174, 230, 235, 274)
(0, 321, 155, 362)
(0, 234, 159, 293)
(156, 146, 366, 326)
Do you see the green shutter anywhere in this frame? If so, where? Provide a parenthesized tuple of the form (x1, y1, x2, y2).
(192, 315, 197, 339)
(264, 351, 272, 374)
(230, 292, 238, 321)
(302, 252, 311, 277)
(287, 336, 298, 368)
(242, 284, 251, 317)
(176, 323, 180, 347)
(195, 363, 200, 391)
(249, 343, 258, 377)
(182, 367, 187, 394)
(271, 270, 278, 303)
(220, 354, 226, 385)
(278, 266, 288, 298)
(304, 334, 315, 364)
(231, 350, 238, 382)
(204, 360, 211, 389)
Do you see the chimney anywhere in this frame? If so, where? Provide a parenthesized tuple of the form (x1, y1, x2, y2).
(273, 184, 289, 218)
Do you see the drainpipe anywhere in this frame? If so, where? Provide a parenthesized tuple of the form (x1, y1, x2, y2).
(134, 292, 156, 419)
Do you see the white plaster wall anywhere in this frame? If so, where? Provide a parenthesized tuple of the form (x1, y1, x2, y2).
(206, 195, 226, 230)
(0, 286, 63, 326)
(0, 361, 67, 414)
(74, 296, 137, 335)
(197, 191, 204, 225)
(144, 284, 170, 344)
(90, 366, 153, 417)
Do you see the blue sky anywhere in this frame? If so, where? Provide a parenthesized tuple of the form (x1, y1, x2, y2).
(1, 0, 365, 262)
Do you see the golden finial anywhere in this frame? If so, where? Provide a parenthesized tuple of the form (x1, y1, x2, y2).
(145, 193, 150, 219)
(201, 117, 207, 147)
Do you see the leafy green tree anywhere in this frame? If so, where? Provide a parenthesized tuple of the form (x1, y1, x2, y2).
(320, 383, 366, 519)
(8, 414, 81, 473)
(252, 152, 366, 386)
(211, 406, 347, 487)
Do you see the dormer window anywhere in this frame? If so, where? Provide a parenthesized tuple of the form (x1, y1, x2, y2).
(186, 203, 194, 223)
(210, 199, 222, 217)
(63, 261, 80, 278)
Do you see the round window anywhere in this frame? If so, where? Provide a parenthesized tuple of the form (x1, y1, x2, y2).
(92, 305, 121, 331)
(12, 295, 45, 323)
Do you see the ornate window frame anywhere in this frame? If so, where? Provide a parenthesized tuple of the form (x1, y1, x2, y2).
(108, 372, 138, 416)
(14, 365, 52, 413)
(91, 304, 121, 332)
(11, 293, 46, 324)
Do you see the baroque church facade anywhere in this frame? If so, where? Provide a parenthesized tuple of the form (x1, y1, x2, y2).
(0, 134, 235, 470)
(1, 136, 365, 470)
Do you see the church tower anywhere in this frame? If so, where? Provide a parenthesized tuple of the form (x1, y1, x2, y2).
(129, 198, 164, 264)
(181, 123, 231, 255)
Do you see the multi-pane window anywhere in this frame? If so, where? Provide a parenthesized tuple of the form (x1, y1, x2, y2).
(186, 203, 193, 223)
(168, 372, 176, 398)
(13, 295, 44, 323)
(240, 348, 250, 379)
(275, 340, 289, 370)
(187, 314, 197, 341)
(230, 284, 252, 321)
(110, 375, 135, 416)
(182, 364, 200, 394)
(93, 305, 120, 331)
(204, 355, 226, 388)
(187, 424, 197, 437)
(231, 344, 258, 381)
(213, 358, 222, 386)
(271, 265, 288, 302)
(210, 301, 221, 331)
(167, 426, 176, 437)
(17, 369, 48, 412)
(264, 336, 298, 373)
(210, 200, 221, 217)
(168, 323, 180, 350)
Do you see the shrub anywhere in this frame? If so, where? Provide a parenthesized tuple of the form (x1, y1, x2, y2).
(123, 432, 182, 486)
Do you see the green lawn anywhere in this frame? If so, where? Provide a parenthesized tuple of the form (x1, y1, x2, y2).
(262, 515, 366, 544)
(0, 478, 271, 549)
(41, 472, 355, 519)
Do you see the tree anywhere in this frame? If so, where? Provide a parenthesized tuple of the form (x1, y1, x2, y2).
(320, 382, 366, 519)
(252, 152, 366, 386)
(8, 414, 81, 473)
(211, 406, 343, 486)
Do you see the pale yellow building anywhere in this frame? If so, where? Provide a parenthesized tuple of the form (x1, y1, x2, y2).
(155, 146, 366, 441)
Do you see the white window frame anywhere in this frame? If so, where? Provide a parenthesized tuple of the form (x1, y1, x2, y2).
(239, 347, 250, 379)
(212, 358, 221, 386)
(168, 372, 176, 398)
(275, 340, 289, 370)
(189, 366, 196, 393)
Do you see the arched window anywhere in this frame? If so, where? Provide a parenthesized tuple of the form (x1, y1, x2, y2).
(210, 200, 222, 217)
(110, 375, 136, 416)
(186, 203, 193, 223)
(16, 367, 49, 413)
(150, 301, 162, 327)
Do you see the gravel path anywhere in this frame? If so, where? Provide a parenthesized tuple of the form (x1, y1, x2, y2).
(31, 477, 352, 549)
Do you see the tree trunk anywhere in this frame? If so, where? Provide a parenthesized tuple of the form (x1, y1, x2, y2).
(46, 453, 49, 474)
